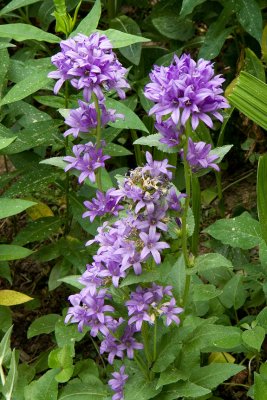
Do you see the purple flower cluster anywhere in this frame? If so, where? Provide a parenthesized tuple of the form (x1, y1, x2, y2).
(144, 54, 229, 131)
(108, 366, 128, 400)
(83, 189, 123, 222)
(48, 32, 129, 101)
(184, 138, 220, 172)
(64, 142, 110, 184)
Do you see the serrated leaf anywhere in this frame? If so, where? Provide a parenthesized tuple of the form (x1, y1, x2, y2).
(71, 0, 101, 37)
(101, 29, 150, 48)
(235, 0, 262, 43)
(193, 253, 233, 274)
(106, 98, 148, 132)
(156, 381, 210, 400)
(125, 373, 161, 400)
(242, 326, 265, 352)
(0, 198, 36, 219)
(193, 284, 222, 301)
(204, 212, 262, 249)
(0, 24, 59, 43)
(0, 290, 33, 306)
(152, 327, 183, 373)
(28, 314, 60, 338)
(0, 0, 42, 16)
(110, 16, 142, 65)
(0, 136, 17, 150)
(24, 369, 58, 400)
(219, 275, 246, 310)
(58, 378, 106, 400)
(157, 368, 188, 389)
(190, 363, 245, 390)
(0, 245, 33, 261)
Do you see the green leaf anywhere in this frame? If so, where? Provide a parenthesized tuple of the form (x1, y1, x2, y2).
(254, 372, 267, 400)
(152, 327, 183, 373)
(0, 23, 59, 43)
(55, 318, 86, 347)
(152, 15, 194, 41)
(242, 326, 265, 352)
(256, 307, 267, 332)
(120, 270, 160, 287)
(0, 325, 12, 365)
(0, 306, 12, 332)
(257, 154, 267, 244)
(180, 0, 207, 16)
(58, 275, 84, 290)
(209, 145, 233, 163)
(40, 157, 66, 169)
(71, 0, 101, 37)
(245, 48, 265, 82)
(58, 378, 107, 400)
(2, 349, 18, 399)
(0, 72, 52, 106)
(0, 42, 16, 49)
(0, 0, 42, 15)
(13, 217, 62, 246)
(156, 381, 210, 400)
(0, 290, 33, 306)
(100, 29, 150, 48)
(104, 143, 132, 157)
(234, 0, 262, 43)
(0, 198, 36, 219)
(48, 344, 74, 383)
(157, 368, 188, 389)
(24, 369, 58, 400)
(193, 284, 222, 302)
(0, 245, 33, 261)
(193, 253, 233, 274)
(190, 363, 245, 389)
(27, 314, 60, 339)
(124, 373, 161, 400)
(0, 136, 17, 150)
(110, 16, 142, 65)
(106, 98, 148, 132)
(133, 133, 177, 154)
(204, 212, 262, 249)
(219, 275, 246, 310)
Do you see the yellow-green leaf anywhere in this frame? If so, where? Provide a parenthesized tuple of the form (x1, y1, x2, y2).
(0, 290, 33, 306)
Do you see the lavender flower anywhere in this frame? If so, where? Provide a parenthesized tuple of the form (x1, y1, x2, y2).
(108, 366, 128, 400)
(182, 138, 220, 172)
(64, 100, 123, 138)
(139, 228, 169, 264)
(64, 142, 110, 184)
(100, 334, 124, 364)
(83, 189, 123, 222)
(160, 298, 183, 326)
(155, 118, 183, 147)
(144, 54, 229, 130)
(48, 32, 130, 101)
(167, 188, 186, 211)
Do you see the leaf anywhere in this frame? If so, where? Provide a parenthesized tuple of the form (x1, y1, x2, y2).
(0, 325, 12, 365)
(219, 275, 246, 310)
(106, 98, 148, 132)
(152, 15, 194, 41)
(242, 326, 265, 352)
(209, 145, 233, 163)
(0, 306, 12, 332)
(234, 0, 262, 43)
(27, 314, 60, 338)
(256, 307, 267, 332)
(55, 318, 86, 347)
(254, 372, 267, 400)
(257, 154, 267, 244)
(245, 48, 265, 82)
(193, 253, 233, 274)
(208, 352, 235, 364)
(193, 284, 222, 302)
(57, 275, 84, 290)
(0, 136, 17, 150)
(40, 157, 67, 169)
(190, 363, 245, 390)
(124, 373, 161, 400)
(24, 369, 58, 400)
(100, 29, 150, 48)
(2, 349, 18, 399)
(0, 42, 16, 49)
(180, 0, 207, 16)
(0, 198, 36, 219)
(104, 143, 132, 157)
(110, 16, 142, 65)
(134, 133, 177, 154)
(26, 202, 54, 220)
(152, 327, 183, 373)
(0, 245, 33, 261)
(157, 368, 188, 389)
(156, 381, 210, 400)
(71, 0, 101, 37)
(58, 378, 107, 400)
(0, 0, 42, 15)
(0, 290, 33, 306)
(204, 212, 262, 249)
(0, 72, 52, 106)
(48, 344, 74, 383)
(0, 23, 59, 43)
(13, 217, 62, 246)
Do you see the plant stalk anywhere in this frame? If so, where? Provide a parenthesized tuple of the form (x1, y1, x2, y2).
(64, 80, 71, 235)
(92, 93, 103, 191)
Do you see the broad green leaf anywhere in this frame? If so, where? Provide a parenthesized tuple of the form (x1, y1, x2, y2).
(0, 48, 9, 99)
(242, 326, 265, 352)
(0, 306, 12, 332)
(152, 327, 183, 373)
(104, 143, 132, 157)
(180, 0, 207, 16)
(124, 373, 161, 400)
(12, 363, 36, 400)
(0, 42, 16, 49)
(26, 202, 54, 220)
(34, 95, 67, 108)
(58, 275, 84, 290)
(110, 16, 142, 65)
(0, 72, 52, 106)
(245, 48, 265, 82)
(0, 136, 17, 150)
(24, 369, 58, 400)
(0, 290, 33, 306)
(157, 368, 188, 389)
(134, 133, 177, 154)
(101, 29, 150, 48)
(106, 98, 148, 132)
(152, 15, 194, 41)
(58, 378, 107, 400)
(0, 24, 59, 43)
(193, 253, 233, 274)
(0, 0, 41, 15)
(40, 157, 66, 169)
(256, 307, 267, 332)
(227, 71, 267, 130)
(155, 381, 210, 400)
(257, 154, 267, 244)
(27, 314, 60, 338)
(48, 258, 72, 291)
(71, 0, 101, 37)
(48, 344, 74, 383)
(13, 217, 62, 246)
(161, 255, 186, 303)
(204, 212, 262, 249)
(208, 352, 235, 364)
(120, 270, 160, 287)
(254, 372, 267, 400)
(219, 275, 246, 310)
(234, 0, 262, 43)
(209, 145, 233, 163)
(55, 318, 86, 347)
(0, 245, 33, 261)
(193, 284, 222, 302)
(2, 349, 18, 399)
(0, 198, 36, 219)
(190, 363, 245, 389)
(0, 325, 12, 365)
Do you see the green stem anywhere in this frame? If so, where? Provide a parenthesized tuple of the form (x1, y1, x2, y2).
(0, 364, 5, 386)
(153, 318, 157, 362)
(131, 129, 143, 166)
(134, 354, 149, 380)
(215, 170, 225, 217)
(64, 81, 71, 235)
(141, 323, 152, 367)
(181, 121, 192, 307)
(92, 93, 103, 191)
(191, 175, 201, 255)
